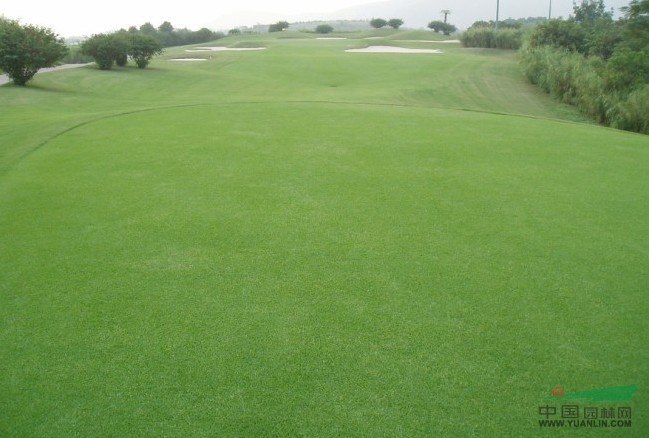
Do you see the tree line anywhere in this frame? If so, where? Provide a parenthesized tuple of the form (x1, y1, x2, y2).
(80, 31, 162, 70)
(0, 18, 226, 84)
(129, 22, 224, 48)
(79, 21, 226, 70)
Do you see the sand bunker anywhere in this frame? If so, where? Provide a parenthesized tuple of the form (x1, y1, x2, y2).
(169, 58, 208, 62)
(316, 37, 348, 40)
(346, 46, 443, 54)
(396, 39, 461, 44)
(187, 47, 266, 52)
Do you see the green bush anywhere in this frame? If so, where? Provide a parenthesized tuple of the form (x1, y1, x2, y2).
(370, 18, 387, 29)
(80, 33, 130, 70)
(315, 24, 334, 34)
(604, 46, 649, 91)
(0, 18, 69, 85)
(129, 34, 163, 69)
(269, 21, 289, 32)
(428, 21, 457, 36)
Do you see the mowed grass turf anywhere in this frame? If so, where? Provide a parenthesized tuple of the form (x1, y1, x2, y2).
(1, 32, 648, 435)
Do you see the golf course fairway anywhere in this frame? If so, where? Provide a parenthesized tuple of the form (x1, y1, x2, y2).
(1, 31, 647, 435)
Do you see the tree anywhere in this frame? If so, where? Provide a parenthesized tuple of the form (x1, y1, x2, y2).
(428, 21, 457, 35)
(315, 24, 334, 34)
(370, 18, 388, 29)
(622, 0, 649, 16)
(228, 28, 241, 35)
(442, 23, 457, 35)
(572, 0, 612, 23)
(128, 34, 163, 69)
(269, 21, 289, 32)
(387, 19, 404, 29)
(158, 21, 174, 33)
(428, 21, 444, 33)
(80, 33, 130, 70)
(621, 0, 649, 50)
(139, 22, 157, 35)
(0, 18, 69, 86)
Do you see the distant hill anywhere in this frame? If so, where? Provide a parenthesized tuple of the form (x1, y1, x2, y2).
(290, 20, 372, 32)
(205, 0, 631, 32)
(320, 0, 630, 30)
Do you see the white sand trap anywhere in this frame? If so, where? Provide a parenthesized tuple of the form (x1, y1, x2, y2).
(169, 58, 208, 62)
(396, 39, 461, 44)
(346, 46, 443, 54)
(363, 37, 383, 40)
(316, 37, 348, 40)
(187, 47, 266, 52)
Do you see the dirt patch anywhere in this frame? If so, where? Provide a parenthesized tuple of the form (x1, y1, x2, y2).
(0, 63, 92, 85)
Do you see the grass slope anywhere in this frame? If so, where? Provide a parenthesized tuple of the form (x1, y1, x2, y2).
(1, 31, 647, 436)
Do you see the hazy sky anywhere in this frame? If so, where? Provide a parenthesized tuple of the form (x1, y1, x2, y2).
(2, 0, 632, 37)
(2, 0, 372, 36)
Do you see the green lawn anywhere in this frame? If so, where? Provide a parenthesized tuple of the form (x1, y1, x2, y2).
(1, 31, 647, 436)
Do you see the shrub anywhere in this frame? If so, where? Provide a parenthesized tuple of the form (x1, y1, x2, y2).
(528, 19, 587, 53)
(387, 19, 404, 30)
(0, 18, 69, 85)
(269, 21, 289, 33)
(604, 46, 649, 92)
(370, 18, 387, 29)
(428, 21, 456, 35)
(129, 34, 163, 69)
(315, 24, 334, 34)
(81, 33, 130, 70)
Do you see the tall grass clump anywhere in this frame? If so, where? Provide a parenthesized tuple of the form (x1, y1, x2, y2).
(520, 46, 610, 123)
(520, 44, 649, 134)
(461, 27, 523, 49)
(611, 85, 649, 134)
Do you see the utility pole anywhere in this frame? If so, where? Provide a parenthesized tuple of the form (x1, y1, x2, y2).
(441, 9, 451, 24)
(549, 0, 552, 19)
(495, 0, 500, 30)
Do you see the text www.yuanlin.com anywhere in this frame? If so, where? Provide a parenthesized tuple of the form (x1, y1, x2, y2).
(539, 419, 632, 428)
